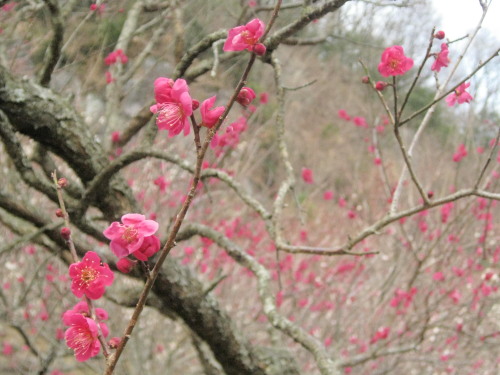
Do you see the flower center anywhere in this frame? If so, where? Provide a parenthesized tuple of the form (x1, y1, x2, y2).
(241, 30, 257, 45)
(389, 59, 400, 70)
(80, 267, 99, 285)
(122, 226, 138, 243)
(157, 103, 184, 129)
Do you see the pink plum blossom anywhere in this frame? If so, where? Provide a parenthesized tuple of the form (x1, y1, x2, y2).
(200, 96, 225, 128)
(337, 109, 350, 121)
(64, 314, 101, 361)
(446, 82, 473, 106)
(431, 43, 450, 72)
(68, 252, 114, 300)
(378, 46, 414, 77)
(103, 213, 159, 258)
(452, 144, 467, 162)
(301, 168, 314, 184)
(62, 301, 109, 338)
(104, 49, 128, 65)
(223, 18, 265, 52)
(150, 78, 193, 137)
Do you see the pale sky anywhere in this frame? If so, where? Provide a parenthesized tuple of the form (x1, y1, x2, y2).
(432, 0, 499, 40)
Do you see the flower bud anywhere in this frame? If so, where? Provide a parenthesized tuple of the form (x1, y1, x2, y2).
(60, 227, 71, 240)
(253, 43, 266, 56)
(236, 87, 256, 107)
(57, 178, 68, 188)
(55, 209, 64, 218)
(361, 76, 370, 84)
(375, 81, 388, 91)
(427, 191, 434, 199)
(116, 258, 136, 274)
(111, 131, 121, 143)
(108, 337, 121, 349)
(434, 30, 445, 40)
(192, 99, 200, 111)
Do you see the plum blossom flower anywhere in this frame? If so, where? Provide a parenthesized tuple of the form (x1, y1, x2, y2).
(62, 301, 109, 338)
(301, 168, 314, 184)
(200, 96, 225, 128)
(446, 82, 473, 106)
(103, 214, 159, 258)
(378, 46, 414, 77)
(431, 43, 450, 72)
(337, 109, 350, 121)
(150, 78, 193, 137)
(64, 314, 101, 361)
(104, 49, 128, 65)
(452, 144, 467, 162)
(69, 252, 114, 300)
(223, 18, 265, 52)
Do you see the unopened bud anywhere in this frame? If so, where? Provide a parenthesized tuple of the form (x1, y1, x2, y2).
(375, 81, 388, 91)
(108, 337, 121, 349)
(57, 178, 68, 188)
(117, 258, 136, 274)
(60, 227, 71, 240)
(253, 43, 266, 56)
(192, 99, 200, 111)
(361, 76, 370, 84)
(236, 87, 256, 107)
(427, 191, 434, 199)
(55, 209, 64, 218)
(434, 30, 445, 40)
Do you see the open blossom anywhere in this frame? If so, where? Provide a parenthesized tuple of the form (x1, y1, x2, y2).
(62, 301, 109, 338)
(431, 43, 450, 72)
(223, 18, 265, 52)
(64, 314, 100, 361)
(69, 252, 114, 300)
(104, 49, 128, 66)
(301, 168, 314, 184)
(103, 214, 159, 258)
(452, 143, 467, 162)
(446, 82, 473, 106)
(378, 46, 414, 77)
(200, 96, 225, 128)
(150, 78, 193, 137)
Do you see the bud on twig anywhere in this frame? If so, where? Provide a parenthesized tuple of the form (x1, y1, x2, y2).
(56, 209, 64, 217)
(57, 178, 68, 188)
(434, 30, 445, 40)
(253, 43, 266, 56)
(61, 227, 71, 240)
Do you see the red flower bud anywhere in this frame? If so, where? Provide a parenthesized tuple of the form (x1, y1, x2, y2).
(108, 337, 121, 349)
(236, 87, 256, 107)
(192, 99, 200, 111)
(361, 76, 370, 84)
(116, 258, 136, 274)
(253, 43, 266, 56)
(61, 227, 71, 240)
(375, 81, 388, 91)
(55, 209, 64, 218)
(57, 178, 68, 188)
(434, 30, 445, 40)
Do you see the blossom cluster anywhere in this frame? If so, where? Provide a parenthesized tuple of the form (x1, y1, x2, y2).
(62, 213, 161, 361)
